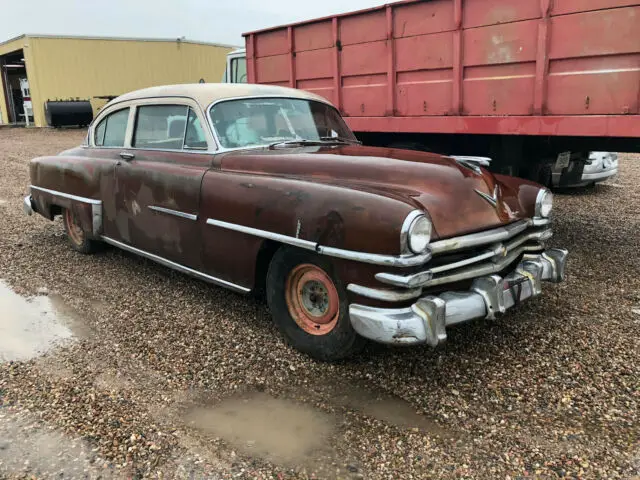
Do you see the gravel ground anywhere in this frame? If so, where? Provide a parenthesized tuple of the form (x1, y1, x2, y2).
(0, 127, 639, 479)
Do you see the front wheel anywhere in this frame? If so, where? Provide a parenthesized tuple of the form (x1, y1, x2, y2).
(63, 208, 98, 254)
(266, 247, 366, 361)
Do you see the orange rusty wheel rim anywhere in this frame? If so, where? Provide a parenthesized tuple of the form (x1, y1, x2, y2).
(285, 264, 340, 336)
(65, 209, 85, 246)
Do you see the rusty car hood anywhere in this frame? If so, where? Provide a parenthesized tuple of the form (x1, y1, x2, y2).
(219, 145, 539, 239)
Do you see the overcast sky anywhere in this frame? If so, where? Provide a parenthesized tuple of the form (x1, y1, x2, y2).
(4, 0, 387, 46)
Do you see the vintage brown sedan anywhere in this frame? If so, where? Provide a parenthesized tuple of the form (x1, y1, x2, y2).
(24, 84, 567, 361)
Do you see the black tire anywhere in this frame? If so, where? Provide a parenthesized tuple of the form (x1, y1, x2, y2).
(266, 246, 366, 361)
(62, 208, 99, 254)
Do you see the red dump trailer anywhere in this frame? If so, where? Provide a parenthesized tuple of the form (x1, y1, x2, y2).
(242, 0, 640, 183)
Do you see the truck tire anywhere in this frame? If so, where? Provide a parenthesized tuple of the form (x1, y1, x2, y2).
(266, 246, 366, 361)
(63, 208, 98, 254)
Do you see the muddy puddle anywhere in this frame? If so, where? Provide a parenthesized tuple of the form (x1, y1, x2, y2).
(182, 382, 456, 470)
(331, 382, 458, 440)
(0, 281, 82, 362)
(184, 393, 334, 465)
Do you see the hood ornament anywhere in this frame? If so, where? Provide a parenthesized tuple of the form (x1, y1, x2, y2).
(475, 185, 500, 209)
(452, 156, 492, 175)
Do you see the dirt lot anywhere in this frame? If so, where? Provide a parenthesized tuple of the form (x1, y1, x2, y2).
(0, 128, 639, 479)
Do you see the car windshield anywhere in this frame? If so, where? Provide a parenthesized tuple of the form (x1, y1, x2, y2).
(209, 97, 358, 149)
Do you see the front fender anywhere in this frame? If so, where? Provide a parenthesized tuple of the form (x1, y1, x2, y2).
(200, 170, 416, 255)
(197, 170, 417, 289)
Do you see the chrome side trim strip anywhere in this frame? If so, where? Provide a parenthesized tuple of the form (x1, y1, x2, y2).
(30, 185, 102, 205)
(100, 236, 251, 294)
(149, 206, 198, 221)
(347, 283, 423, 302)
(206, 218, 318, 251)
(316, 245, 431, 268)
(206, 218, 431, 267)
(429, 220, 530, 254)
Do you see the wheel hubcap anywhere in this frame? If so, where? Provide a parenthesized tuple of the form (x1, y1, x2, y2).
(65, 209, 84, 246)
(285, 264, 339, 335)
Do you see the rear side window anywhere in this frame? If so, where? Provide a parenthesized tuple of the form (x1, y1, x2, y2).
(95, 108, 130, 147)
(184, 108, 207, 149)
(133, 105, 207, 150)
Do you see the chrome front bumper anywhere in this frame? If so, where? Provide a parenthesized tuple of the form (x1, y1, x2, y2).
(23, 195, 34, 215)
(349, 248, 568, 347)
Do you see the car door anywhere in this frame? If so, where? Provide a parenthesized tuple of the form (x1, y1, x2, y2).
(113, 101, 213, 269)
(88, 104, 133, 239)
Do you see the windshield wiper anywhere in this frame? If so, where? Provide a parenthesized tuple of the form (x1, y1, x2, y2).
(268, 139, 326, 149)
(320, 136, 362, 145)
(268, 137, 362, 149)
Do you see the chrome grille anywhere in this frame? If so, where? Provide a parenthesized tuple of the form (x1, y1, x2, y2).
(376, 220, 552, 289)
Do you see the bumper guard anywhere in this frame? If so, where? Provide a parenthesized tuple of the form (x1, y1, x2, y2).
(23, 195, 34, 216)
(349, 248, 568, 347)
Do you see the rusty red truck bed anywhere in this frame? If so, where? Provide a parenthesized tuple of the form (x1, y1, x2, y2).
(244, 0, 639, 139)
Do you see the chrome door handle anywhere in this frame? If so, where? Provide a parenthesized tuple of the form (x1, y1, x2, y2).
(119, 152, 135, 161)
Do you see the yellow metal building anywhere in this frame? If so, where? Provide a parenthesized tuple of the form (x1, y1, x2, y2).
(0, 34, 235, 127)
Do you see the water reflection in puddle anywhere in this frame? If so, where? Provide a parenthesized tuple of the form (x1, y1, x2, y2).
(182, 383, 457, 470)
(184, 393, 334, 465)
(0, 281, 76, 362)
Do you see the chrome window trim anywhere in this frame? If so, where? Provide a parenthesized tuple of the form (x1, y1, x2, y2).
(205, 95, 350, 154)
(148, 206, 198, 221)
(93, 106, 132, 148)
(180, 105, 190, 150)
(90, 97, 217, 152)
(131, 102, 214, 152)
(101, 236, 250, 294)
(30, 185, 101, 205)
(347, 284, 423, 302)
(206, 217, 431, 267)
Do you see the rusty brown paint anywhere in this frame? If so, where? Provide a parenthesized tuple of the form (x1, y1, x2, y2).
(28, 135, 544, 299)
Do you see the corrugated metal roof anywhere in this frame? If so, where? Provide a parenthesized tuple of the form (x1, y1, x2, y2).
(0, 34, 239, 49)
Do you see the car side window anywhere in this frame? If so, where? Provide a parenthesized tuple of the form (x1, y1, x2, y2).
(133, 105, 188, 150)
(94, 108, 130, 147)
(184, 108, 208, 150)
(133, 105, 208, 151)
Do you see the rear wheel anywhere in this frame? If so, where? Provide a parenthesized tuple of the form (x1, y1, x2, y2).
(266, 247, 366, 361)
(63, 208, 98, 254)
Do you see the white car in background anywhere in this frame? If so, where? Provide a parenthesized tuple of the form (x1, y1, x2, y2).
(552, 152, 619, 188)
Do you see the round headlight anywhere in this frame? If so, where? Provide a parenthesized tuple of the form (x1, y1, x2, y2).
(408, 215, 432, 254)
(536, 189, 553, 218)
